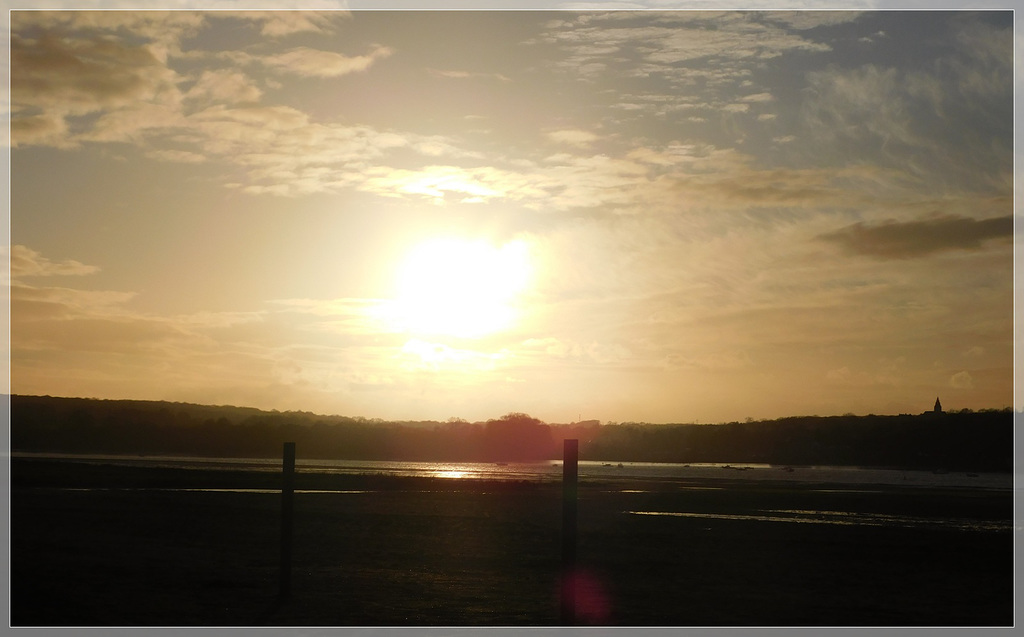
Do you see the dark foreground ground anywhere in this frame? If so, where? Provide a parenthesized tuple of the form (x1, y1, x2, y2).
(9, 458, 1014, 626)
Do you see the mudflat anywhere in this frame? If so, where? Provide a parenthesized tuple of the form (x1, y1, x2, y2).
(9, 458, 1013, 626)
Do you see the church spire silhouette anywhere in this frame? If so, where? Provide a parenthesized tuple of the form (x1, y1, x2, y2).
(934, 396, 943, 413)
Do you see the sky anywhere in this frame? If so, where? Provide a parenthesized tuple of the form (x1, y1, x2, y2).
(5, 7, 1017, 425)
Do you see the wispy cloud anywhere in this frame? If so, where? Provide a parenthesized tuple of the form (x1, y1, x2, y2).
(802, 64, 935, 151)
(547, 129, 600, 147)
(762, 11, 863, 31)
(949, 370, 974, 389)
(259, 45, 393, 78)
(184, 69, 263, 106)
(225, 11, 349, 37)
(9, 245, 101, 278)
(537, 12, 834, 84)
(799, 15, 1011, 193)
(427, 68, 511, 82)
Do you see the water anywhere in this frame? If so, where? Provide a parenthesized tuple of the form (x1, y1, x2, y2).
(11, 451, 1012, 490)
(627, 509, 1012, 532)
(13, 452, 1014, 534)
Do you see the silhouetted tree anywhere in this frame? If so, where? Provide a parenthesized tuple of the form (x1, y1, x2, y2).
(481, 412, 556, 461)
(8, 395, 1013, 470)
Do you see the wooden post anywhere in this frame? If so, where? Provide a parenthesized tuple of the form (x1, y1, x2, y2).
(279, 441, 296, 601)
(561, 438, 578, 625)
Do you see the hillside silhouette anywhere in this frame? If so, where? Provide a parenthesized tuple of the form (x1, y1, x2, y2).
(8, 395, 1012, 471)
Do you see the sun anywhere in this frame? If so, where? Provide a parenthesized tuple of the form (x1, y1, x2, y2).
(389, 237, 533, 339)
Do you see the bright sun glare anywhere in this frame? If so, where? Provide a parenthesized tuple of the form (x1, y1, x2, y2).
(390, 237, 533, 339)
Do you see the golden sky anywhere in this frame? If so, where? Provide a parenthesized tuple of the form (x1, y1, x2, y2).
(6, 8, 1017, 424)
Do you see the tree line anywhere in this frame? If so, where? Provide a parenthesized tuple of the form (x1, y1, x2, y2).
(8, 395, 1013, 471)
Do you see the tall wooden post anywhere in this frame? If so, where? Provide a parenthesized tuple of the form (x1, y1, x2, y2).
(279, 442, 296, 601)
(561, 438, 578, 625)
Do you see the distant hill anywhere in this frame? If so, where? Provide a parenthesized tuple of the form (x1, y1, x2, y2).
(7, 395, 1014, 471)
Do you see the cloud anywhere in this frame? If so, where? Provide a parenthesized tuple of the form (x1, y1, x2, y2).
(763, 12, 863, 31)
(226, 11, 348, 37)
(359, 164, 547, 205)
(539, 12, 832, 84)
(10, 30, 182, 147)
(823, 358, 904, 388)
(8, 245, 100, 278)
(521, 337, 584, 359)
(802, 64, 920, 149)
(145, 148, 207, 163)
(517, 335, 632, 368)
(260, 45, 393, 78)
(396, 339, 510, 373)
(665, 350, 754, 372)
(13, 303, 183, 354)
(952, 16, 1012, 95)
(528, 12, 852, 144)
(800, 17, 1011, 192)
(11, 11, 207, 62)
(268, 298, 400, 336)
(9, 12, 387, 152)
(949, 370, 974, 389)
(9, 112, 70, 148)
(184, 69, 262, 105)
(547, 129, 600, 147)
(11, 284, 135, 322)
(818, 214, 1012, 259)
(826, 366, 853, 383)
(179, 106, 432, 195)
(356, 141, 876, 216)
(9, 248, 293, 400)
(428, 68, 511, 82)
(83, 101, 185, 145)
(2, 11, 865, 203)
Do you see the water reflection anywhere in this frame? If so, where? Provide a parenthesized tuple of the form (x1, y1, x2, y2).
(628, 509, 1011, 532)
(12, 452, 1013, 490)
(59, 487, 371, 494)
(434, 470, 469, 479)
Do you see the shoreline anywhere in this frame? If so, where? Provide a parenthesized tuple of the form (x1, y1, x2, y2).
(10, 452, 1013, 491)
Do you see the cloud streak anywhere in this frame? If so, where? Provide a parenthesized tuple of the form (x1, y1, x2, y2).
(818, 215, 1013, 259)
(9, 245, 101, 278)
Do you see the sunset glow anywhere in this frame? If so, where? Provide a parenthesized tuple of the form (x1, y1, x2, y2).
(6, 8, 1016, 424)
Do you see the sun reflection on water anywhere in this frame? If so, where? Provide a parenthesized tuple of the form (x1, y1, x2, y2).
(434, 469, 469, 479)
